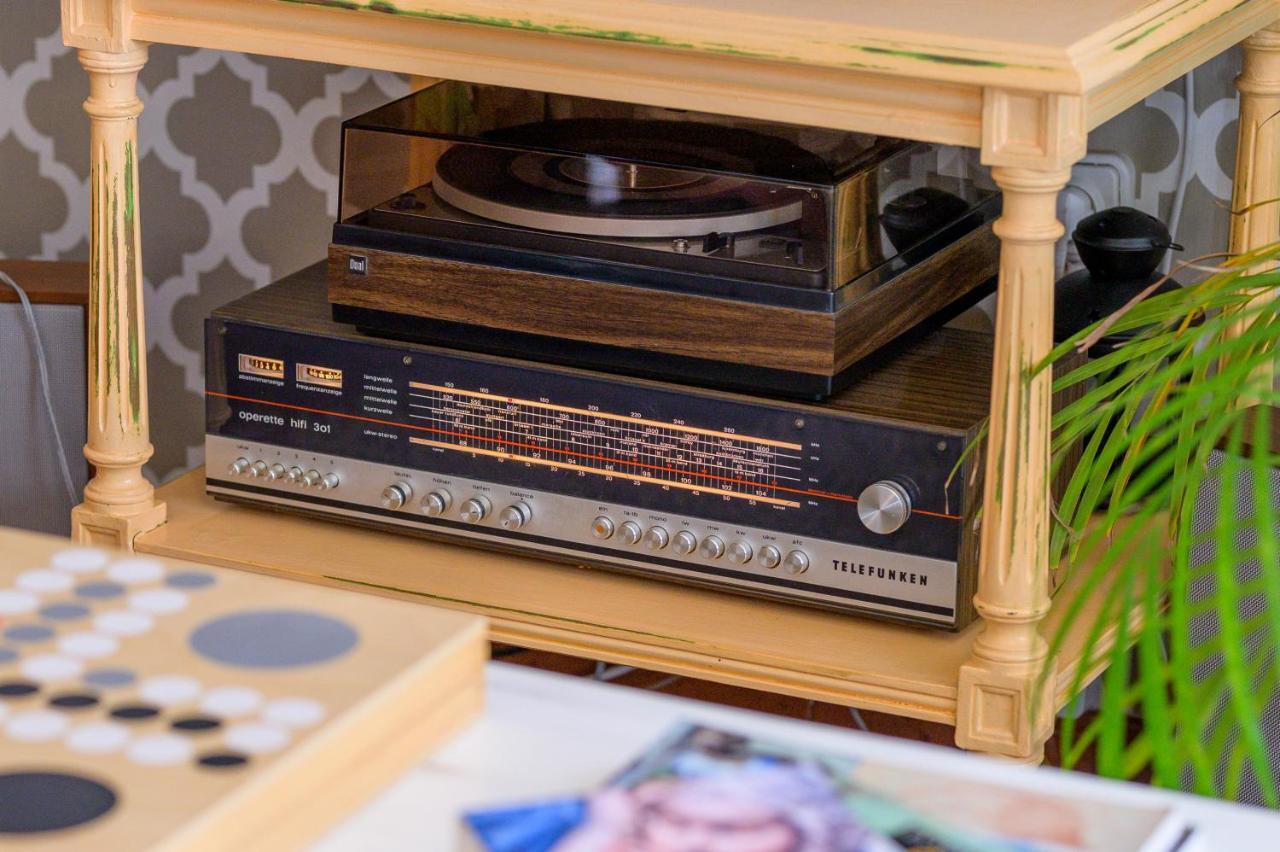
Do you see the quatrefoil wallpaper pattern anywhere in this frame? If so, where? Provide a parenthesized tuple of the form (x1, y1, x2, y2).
(0, 2, 1246, 483)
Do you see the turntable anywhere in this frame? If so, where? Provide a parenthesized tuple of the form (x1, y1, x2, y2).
(328, 82, 1000, 398)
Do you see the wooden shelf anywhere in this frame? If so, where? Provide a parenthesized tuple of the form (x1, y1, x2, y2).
(137, 469, 1124, 726)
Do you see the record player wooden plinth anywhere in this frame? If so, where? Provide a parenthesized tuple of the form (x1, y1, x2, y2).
(64, 0, 1279, 765)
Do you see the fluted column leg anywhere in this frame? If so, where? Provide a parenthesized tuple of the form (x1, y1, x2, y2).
(70, 45, 166, 548)
(955, 166, 1071, 763)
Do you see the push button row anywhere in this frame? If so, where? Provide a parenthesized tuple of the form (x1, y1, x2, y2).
(591, 516, 808, 574)
(227, 457, 338, 490)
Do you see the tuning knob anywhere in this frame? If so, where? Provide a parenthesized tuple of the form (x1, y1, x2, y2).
(422, 490, 452, 517)
(642, 526, 669, 551)
(857, 481, 912, 535)
(672, 531, 698, 555)
(459, 496, 491, 524)
(380, 482, 412, 509)
(618, 521, 643, 545)
(499, 502, 532, 530)
(698, 535, 725, 560)
(727, 541, 753, 564)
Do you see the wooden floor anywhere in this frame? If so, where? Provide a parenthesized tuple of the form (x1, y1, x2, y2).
(494, 644, 1134, 775)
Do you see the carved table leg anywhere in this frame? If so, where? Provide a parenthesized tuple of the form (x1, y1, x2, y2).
(956, 166, 1072, 763)
(1228, 23, 1280, 384)
(70, 45, 166, 549)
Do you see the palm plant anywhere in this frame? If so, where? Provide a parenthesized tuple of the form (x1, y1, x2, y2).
(1028, 244, 1279, 801)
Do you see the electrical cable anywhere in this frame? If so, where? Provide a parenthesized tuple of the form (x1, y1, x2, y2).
(1164, 69, 1197, 274)
(0, 270, 78, 506)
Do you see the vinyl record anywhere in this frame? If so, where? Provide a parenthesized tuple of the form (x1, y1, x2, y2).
(432, 118, 817, 239)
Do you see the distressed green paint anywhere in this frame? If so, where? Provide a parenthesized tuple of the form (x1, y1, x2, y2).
(858, 46, 1011, 69)
(123, 140, 141, 427)
(106, 149, 119, 424)
(330, 576, 697, 644)
(1113, 22, 1165, 51)
(88, 159, 100, 399)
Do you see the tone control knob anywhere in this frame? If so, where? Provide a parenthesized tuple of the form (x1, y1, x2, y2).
(266, 463, 286, 482)
(591, 516, 615, 540)
(302, 469, 322, 488)
(672, 530, 698, 555)
(286, 466, 304, 484)
(380, 482, 412, 510)
(499, 502, 532, 530)
(459, 495, 491, 524)
(728, 540, 753, 564)
(857, 481, 912, 535)
(618, 521, 643, 545)
(422, 490, 452, 517)
(699, 535, 725, 560)
(319, 473, 340, 490)
(757, 545, 782, 570)
(783, 550, 810, 575)
(249, 461, 268, 478)
(227, 457, 250, 476)
(643, 526, 669, 551)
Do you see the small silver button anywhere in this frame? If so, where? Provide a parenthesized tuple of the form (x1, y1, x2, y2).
(459, 495, 491, 524)
(728, 540, 753, 565)
(380, 482, 412, 510)
(591, 516, 615, 540)
(266, 463, 286, 482)
(499, 502, 532, 530)
(227, 457, 250, 476)
(699, 535, 725, 559)
(319, 473, 340, 490)
(286, 466, 304, 484)
(303, 469, 322, 488)
(643, 526, 669, 551)
(783, 550, 810, 575)
(757, 545, 782, 569)
(422, 490, 452, 517)
(249, 461, 268, 478)
(618, 521, 643, 545)
(672, 530, 698, 555)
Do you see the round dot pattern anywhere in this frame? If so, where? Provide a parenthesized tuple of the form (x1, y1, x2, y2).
(50, 548, 110, 573)
(21, 655, 83, 683)
(172, 716, 221, 733)
(4, 625, 53, 644)
(40, 603, 90, 622)
(200, 686, 263, 718)
(107, 558, 165, 585)
(139, 676, 201, 707)
(225, 722, 290, 754)
(166, 571, 215, 589)
(84, 668, 135, 688)
(110, 704, 160, 722)
(75, 582, 125, 600)
(7, 711, 70, 742)
(58, 633, 119, 660)
(0, 680, 39, 697)
(127, 734, 193, 766)
(199, 752, 249, 769)
(263, 697, 325, 729)
(0, 771, 117, 832)
(49, 693, 99, 710)
(17, 570, 73, 595)
(66, 722, 130, 755)
(0, 648, 17, 664)
(129, 589, 187, 615)
(93, 610, 153, 637)
(189, 610, 358, 669)
(0, 591, 39, 616)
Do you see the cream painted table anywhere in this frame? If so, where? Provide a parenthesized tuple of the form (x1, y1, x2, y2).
(60, 0, 1280, 762)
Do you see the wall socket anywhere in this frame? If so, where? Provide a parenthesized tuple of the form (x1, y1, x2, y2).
(1057, 152, 1139, 277)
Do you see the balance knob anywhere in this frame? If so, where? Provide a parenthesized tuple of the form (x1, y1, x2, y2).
(643, 526, 669, 551)
(459, 496, 491, 524)
(757, 545, 782, 569)
(672, 531, 698, 555)
(783, 550, 809, 575)
(618, 521, 643, 545)
(499, 502, 532, 530)
(303, 469, 323, 488)
(699, 535, 725, 560)
(227, 457, 250, 476)
(422, 490, 452, 517)
(591, 516, 615, 540)
(249, 461, 268, 478)
(857, 481, 912, 535)
(727, 541, 753, 565)
(266, 463, 286, 482)
(380, 482, 412, 510)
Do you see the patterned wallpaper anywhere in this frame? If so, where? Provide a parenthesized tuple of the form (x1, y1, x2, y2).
(0, 1, 1246, 483)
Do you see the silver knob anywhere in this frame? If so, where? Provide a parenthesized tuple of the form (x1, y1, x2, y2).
(267, 463, 286, 482)
(499, 502, 532, 530)
(303, 469, 323, 488)
(380, 482, 412, 510)
(591, 516, 615, 540)
(728, 540, 753, 564)
(249, 461, 269, 478)
(857, 481, 912, 535)
(286, 466, 304, 484)
(459, 496, 491, 524)
(422, 490, 452, 517)
(643, 527, 669, 551)
(699, 535, 725, 559)
(320, 473, 340, 490)
(672, 530, 698, 555)
(618, 521, 643, 545)
(758, 545, 782, 569)
(783, 550, 810, 575)
(227, 457, 250, 476)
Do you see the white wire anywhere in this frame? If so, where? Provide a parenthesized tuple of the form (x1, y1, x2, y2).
(1163, 70, 1196, 274)
(0, 270, 78, 505)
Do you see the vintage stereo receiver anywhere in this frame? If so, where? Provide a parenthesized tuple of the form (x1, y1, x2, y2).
(206, 266, 998, 629)
(327, 81, 1000, 398)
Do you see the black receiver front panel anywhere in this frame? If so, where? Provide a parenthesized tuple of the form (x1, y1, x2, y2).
(206, 319, 966, 561)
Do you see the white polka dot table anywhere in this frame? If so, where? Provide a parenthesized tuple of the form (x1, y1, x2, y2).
(0, 529, 486, 850)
